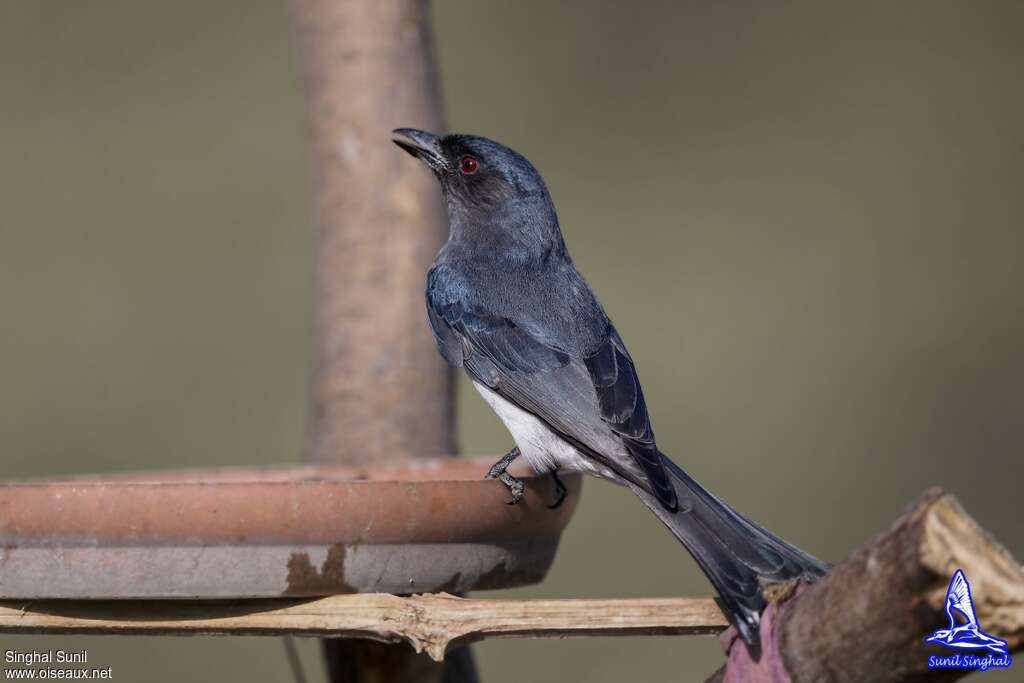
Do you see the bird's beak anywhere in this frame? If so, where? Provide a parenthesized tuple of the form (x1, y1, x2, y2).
(391, 128, 450, 173)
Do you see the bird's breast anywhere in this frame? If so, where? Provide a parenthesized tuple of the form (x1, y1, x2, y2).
(471, 380, 621, 481)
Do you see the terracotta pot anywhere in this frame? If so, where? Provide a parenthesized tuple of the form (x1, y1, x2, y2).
(0, 457, 580, 599)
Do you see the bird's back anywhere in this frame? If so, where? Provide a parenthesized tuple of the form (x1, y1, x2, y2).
(429, 241, 610, 358)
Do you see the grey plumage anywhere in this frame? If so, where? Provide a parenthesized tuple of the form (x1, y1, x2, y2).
(393, 128, 828, 645)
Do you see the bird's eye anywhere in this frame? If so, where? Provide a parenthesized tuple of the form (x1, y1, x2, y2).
(460, 155, 478, 174)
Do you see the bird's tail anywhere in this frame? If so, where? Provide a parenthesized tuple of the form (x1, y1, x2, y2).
(627, 454, 828, 645)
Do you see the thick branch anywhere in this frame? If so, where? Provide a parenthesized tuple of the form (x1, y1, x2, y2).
(0, 595, 727, 662)
(711, 489, 1023, 683)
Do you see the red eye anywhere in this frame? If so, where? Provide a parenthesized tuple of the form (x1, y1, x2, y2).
(460, 155, 478, 174)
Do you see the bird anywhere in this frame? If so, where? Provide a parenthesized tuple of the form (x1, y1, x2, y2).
(926, 570, 1008, 654)
(392, 128, 828, 645)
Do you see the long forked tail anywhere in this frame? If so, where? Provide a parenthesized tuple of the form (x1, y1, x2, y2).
(627, 454, 828, 645)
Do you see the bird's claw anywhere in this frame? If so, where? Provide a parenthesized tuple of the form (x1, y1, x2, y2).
(547, 470, 568, 509)
(485, 447, 520, 480)
(497, 472, 524, 505)
(484, 448, 524, 503)
(501, 475, 524, 507)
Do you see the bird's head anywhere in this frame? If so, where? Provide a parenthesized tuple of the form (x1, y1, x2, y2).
(392, 129, 563, 258)
(392, 129, 548, 204)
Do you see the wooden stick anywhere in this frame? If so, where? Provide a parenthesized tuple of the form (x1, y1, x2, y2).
(0, 595, 728, 662)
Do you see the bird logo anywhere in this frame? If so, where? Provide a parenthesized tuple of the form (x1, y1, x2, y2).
(925, 569, 1008, 655)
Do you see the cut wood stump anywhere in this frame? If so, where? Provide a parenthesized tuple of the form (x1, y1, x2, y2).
(709, 488, 1023, 682)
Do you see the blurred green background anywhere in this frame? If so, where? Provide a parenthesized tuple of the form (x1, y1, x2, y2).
(1, 1, 1021, 681)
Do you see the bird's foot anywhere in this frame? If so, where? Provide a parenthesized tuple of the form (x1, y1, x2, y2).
(496, 472, 525, 505)
(547, 469, 568, 509)
(485, 447, 524, 505)
(485, 447, 520, 479)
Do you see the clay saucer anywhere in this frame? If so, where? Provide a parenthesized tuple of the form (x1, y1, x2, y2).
(0, 457, 581, 599)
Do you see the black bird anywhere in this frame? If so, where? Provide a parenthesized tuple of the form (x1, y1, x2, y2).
(393, 128, 828, 645)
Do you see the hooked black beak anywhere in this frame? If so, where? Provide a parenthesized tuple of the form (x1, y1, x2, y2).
(392, 128, 449, 172)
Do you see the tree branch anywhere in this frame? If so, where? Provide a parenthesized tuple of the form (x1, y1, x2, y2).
(711, 488, 1023, 682)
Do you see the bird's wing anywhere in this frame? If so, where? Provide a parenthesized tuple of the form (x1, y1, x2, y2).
(947, 570, 979, 626)
(582, 326, 677, 508)
(428, 293, 676, 509)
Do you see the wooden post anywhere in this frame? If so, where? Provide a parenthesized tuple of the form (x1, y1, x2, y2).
(291, 0, 455, 467)
(288, 0, 470, 680)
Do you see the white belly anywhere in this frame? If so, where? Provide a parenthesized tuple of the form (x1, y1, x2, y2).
(472, 381, 621, 480)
